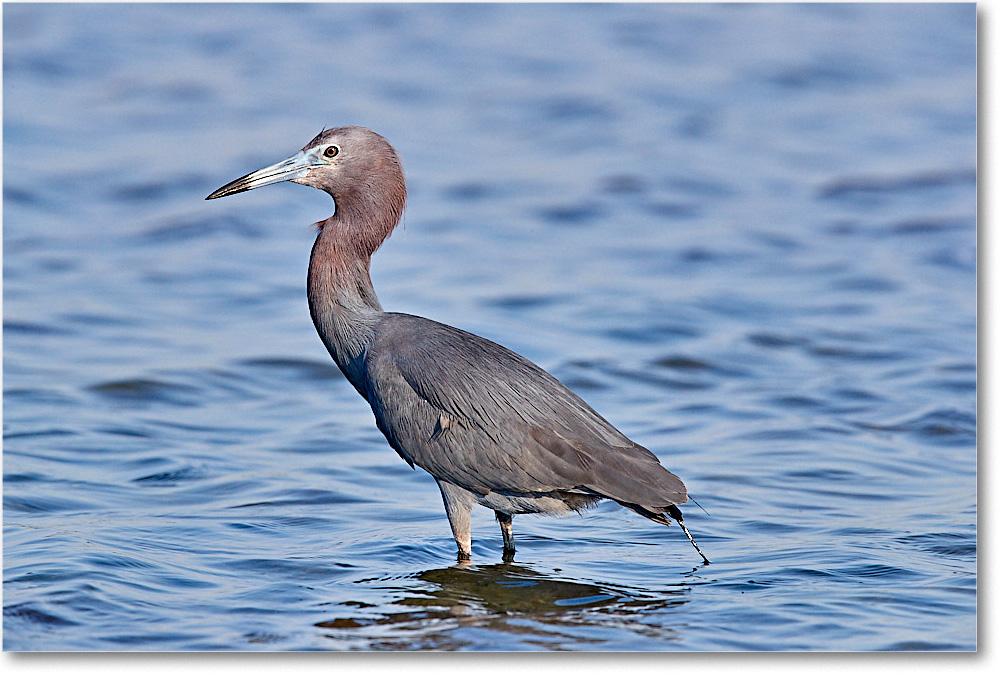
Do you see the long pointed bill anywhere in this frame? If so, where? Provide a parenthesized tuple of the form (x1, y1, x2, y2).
(206, 150, 319, 200)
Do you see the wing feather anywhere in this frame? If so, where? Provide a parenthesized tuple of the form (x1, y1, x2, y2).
(366, 313, 687, 508)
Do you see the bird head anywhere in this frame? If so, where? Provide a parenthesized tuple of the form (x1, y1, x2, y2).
(206, 126, 405, 206)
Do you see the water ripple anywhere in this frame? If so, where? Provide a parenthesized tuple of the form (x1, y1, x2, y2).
(3, 1, 975, 652)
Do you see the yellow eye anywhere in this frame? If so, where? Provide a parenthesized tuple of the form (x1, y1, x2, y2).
(324, 145, 340, 158)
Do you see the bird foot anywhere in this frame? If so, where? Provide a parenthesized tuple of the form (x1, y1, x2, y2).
(677, 519, 710, 564)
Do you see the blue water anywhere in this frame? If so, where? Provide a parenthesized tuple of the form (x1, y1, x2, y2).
(3, 3, 976, 651)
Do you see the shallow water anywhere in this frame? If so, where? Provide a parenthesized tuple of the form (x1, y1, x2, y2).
(3, 3, 976, 651)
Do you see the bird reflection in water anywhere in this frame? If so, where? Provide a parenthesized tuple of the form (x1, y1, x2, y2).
(315, 562, 690, 649)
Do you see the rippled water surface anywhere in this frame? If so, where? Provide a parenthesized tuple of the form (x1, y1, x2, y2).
(3, 3, 976, 651)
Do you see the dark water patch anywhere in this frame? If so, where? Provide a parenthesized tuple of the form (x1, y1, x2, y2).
(769, 395, 823, 409)
(604, 322, 700, 344)
(885, 216, 971, 237)
(607, 366, 713, 392)
(857, 408, 976, 445)
(3, 388, 79, 406)
(238, 357, 342, 382)
(644, 201, 699, 219)
(846, 593, 969, 624)
(485, 294, 565, 310)
(922, 542, 976, 558)
(227, 516, 332, 533)
(833, 564, 919, 580)
(4, 184, 43, 205)
(144, 418, 268, 440)
(735, 428, 817, 442)
(542, 96, 613, 122)
(926, 378, 976, 393)
(825, 219, 863, 236)
(3, 494, 95, 514)
(880, 640, 964, 651)
(747, 231, 801, 251)
(7, 54, 74, 79)
(667, 175, 735, 199)
(82, 552, 158, 571)
(601, 174, 646, 195)
(831, 276, 898, 293)
(936, 362, 975, 374)
(797, 487, 898, 503)
(112, 173, 207, 204)
(3, 472, 47, 484)
(558, 375, 610, 392)
(3, 320, 73, 336)
(785, 468, 858, 482)
(243, 631, 291, 646)
(61, 311, 142, 329)
(653, 355, 712, 371)
(148, 572, 219, 591)
(4, 603, 80, 628)
(536, 202, 604, 226)
(35, 256, 79, 273)
(135, 213, 263, 244)
(743, 520, 804, 535)
(98, 424, 154, 439)
(173, 478, 261, 502)
(785, 567, 838, 579)
(377, 80, 432, 104)
(927, 247, 976, 272)
(817, 168, 976, 201)
(810, 423, 858, 436)
(678, 247, 718, 263)
(897, 533, 976, 559)
(231, 488, 371, 509)
(747, 332, 809, 349)
(109, 79, 214, 108)
(554, 359, 616, 392)
(700, 295, 779, 321)
(767, 58, 884, 90)
(676, 111, 717, 139)
(651, 355, 747, 381)
(807, 345, 904, 362)
(804, 302, 869, 318)
(133, 466, 206, 487)
(87, 377, 201, 406)
(5, 563, 97, 586)
(830, 527, 888, 537)
(443, 182, 497, 201)
(832, 387, 882, 402)
(220, 557, 361, 582)
(99, 631, 205, 647)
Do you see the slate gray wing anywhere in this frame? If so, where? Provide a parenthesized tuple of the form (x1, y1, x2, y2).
(365, 313, 688, 510)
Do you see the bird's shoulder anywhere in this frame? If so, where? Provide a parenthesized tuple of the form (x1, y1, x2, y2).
(366, 313, 686, 506)
(367, 312, 627, 443)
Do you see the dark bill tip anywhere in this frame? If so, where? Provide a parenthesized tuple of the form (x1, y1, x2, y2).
(205, 174, 255, 200)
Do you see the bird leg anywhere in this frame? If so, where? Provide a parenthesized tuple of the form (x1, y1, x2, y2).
(496, 511, 515, 561)
(437, 481, 473, 560)
(665, 504, 710, 564)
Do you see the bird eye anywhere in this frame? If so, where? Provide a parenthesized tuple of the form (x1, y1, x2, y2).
(324, 145, 340, 158)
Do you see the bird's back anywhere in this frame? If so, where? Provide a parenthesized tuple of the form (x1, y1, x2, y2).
(361, 312, 688, 511)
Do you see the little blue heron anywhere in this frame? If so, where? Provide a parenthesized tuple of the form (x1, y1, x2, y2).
(207, 126, 709, 564)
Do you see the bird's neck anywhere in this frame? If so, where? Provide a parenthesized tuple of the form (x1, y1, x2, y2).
(307, 214, 385, 393)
